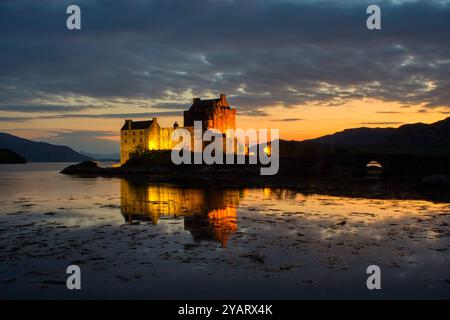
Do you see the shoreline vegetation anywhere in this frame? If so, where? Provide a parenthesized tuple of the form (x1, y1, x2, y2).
(61, 150, 450, 202)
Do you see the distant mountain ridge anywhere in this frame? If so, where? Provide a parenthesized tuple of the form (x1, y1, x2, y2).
(79, 151, 120, 161)
(2, 117, 449, 163)
(0, 132, 92, 162)
(302, 117, 450, 155)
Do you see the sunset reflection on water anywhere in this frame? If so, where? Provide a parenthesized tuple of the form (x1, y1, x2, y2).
(0, 163, 449, 299)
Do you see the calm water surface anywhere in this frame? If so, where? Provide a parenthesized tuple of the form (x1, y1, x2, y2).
(0, 163, 449, 299)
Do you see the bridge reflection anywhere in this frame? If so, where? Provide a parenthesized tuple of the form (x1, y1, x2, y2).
(120, 180, 242, 247)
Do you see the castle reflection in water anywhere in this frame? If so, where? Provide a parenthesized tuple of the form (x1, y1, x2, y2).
(120, 180, 243, 247)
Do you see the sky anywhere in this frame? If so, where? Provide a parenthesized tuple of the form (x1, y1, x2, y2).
(0, 0, 449, 154)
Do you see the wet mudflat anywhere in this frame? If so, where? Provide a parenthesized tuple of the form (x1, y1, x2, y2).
(0, 163, 449, 299)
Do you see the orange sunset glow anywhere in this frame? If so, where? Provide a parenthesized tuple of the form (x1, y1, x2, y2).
(2, 98, 448, 149)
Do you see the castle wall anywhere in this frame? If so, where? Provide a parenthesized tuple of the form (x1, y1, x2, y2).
(120, 122, 176, 164)
(184, 107, 236, 133)
(120, 128, 149, 164)
(159, 127, 174, 150)
(148, 121, 161, 150)
(183, 94, 236, 133)
(210, 106, 236, 132)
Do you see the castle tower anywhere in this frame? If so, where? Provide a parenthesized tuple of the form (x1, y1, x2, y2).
(183, 93, 236, 132)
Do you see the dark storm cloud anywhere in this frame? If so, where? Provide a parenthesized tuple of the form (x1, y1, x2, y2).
(0, 104, 95, 113)
(47, 111, 182, 119)
(0, 111, 181, 122)
(0, 0, 449, 114)
(151, 102, 189, 110)
(360, 121, 404, 125)
(375, 111, 403, 114)
(45, 130, 117, 138)
(238, 108, 270, 117)
(0, 116, 31, 122)
(270, 118, 304, 122)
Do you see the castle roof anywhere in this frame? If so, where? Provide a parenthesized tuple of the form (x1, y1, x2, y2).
(121, 120, 154, 130)
(189, 94, 231, 111)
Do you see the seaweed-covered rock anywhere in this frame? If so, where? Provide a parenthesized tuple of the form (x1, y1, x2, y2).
(61, 161, 103, 174)
(418, 174, 450, 191)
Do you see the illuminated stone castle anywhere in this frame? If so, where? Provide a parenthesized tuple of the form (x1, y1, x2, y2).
(120, 93, 236, 164)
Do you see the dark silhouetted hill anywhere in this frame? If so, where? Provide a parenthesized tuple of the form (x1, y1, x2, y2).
(0, 149, 26, 164)
(279, 117, 450, 156)
(0, 132, 92, 162)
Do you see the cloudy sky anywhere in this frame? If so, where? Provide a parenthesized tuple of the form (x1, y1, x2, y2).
(0, 0, 449, 153)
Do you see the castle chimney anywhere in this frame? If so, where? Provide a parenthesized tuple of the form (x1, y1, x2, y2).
(125, 119, 132, 130)
(217, 93, 228, 108)
(152, 117, 157, 123)
(173, 121, 179, 129)
(193, 97, 200, 104)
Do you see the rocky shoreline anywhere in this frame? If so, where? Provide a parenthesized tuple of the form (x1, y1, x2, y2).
(61, 161, 450, 202)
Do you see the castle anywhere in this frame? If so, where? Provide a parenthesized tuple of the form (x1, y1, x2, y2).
(120, 94, 236, 164)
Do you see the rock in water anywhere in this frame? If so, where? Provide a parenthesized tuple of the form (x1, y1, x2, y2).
(61, 161, 102, 174)
(419, 174, 450, 191)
